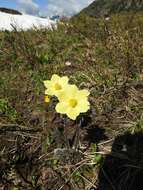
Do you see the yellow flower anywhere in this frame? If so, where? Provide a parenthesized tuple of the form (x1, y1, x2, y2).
(44, 95, 50, 103)
(56, 85, 90, 120)
(44, 74, 69, 96)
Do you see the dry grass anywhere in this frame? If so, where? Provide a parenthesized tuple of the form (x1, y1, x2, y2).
(0, 12, 143, 189)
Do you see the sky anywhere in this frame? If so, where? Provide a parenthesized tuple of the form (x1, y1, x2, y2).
(0, 0, 94, 17)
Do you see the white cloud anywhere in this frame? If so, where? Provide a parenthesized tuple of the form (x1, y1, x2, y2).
(17, 0, 39, 16)
(43, 0, 94, 17)
(16, 0, 94, 17)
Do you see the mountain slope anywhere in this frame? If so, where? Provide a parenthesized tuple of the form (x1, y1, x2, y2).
(80, 0, 143, 17)
(0, 7, 22, 15)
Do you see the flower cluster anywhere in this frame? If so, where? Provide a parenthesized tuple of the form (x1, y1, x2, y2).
(44, 74, 90, 120)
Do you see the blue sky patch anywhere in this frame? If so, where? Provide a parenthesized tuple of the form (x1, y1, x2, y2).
(0, 0, 94, 17)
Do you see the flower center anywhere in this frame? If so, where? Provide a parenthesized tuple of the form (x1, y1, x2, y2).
(54, 83, 62, 90)
(69, 98, 78, 108)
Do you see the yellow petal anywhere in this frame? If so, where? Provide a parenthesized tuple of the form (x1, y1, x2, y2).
(78, 100, 90, 112)
(45, 88, 54, 95)
(78, 89, 90, 97)
(67, 85, 78, 96)
(66, 108, 80, 120)
(57, 85, 78, 101)
(51, 74, 60, 82)
(60, 76, 69, 85)
(55, 102, 68, 114)
(56, 90, 67, 101)
(67, 85, 78, 97)
(43, 80, 51, 88)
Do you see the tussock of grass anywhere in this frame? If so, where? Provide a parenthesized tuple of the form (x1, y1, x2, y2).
(0, 12, 143, 189)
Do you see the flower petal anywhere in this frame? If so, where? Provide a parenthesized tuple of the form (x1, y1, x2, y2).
(60, 76, 69, 85)
(78, 100, 90, 112)
(66, 108, 80, 120)
(43, 80, 51, 88)
(58, 85, 78, 101)
(56, 102, 68, 114)
(51, 74, 60, 82)
(45, 88, 54, 95)
(78, 89, 90, 97)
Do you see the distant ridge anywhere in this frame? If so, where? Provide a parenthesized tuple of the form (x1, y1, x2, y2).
(80, 0, 143, 17)
(0, 7, 22, 15)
